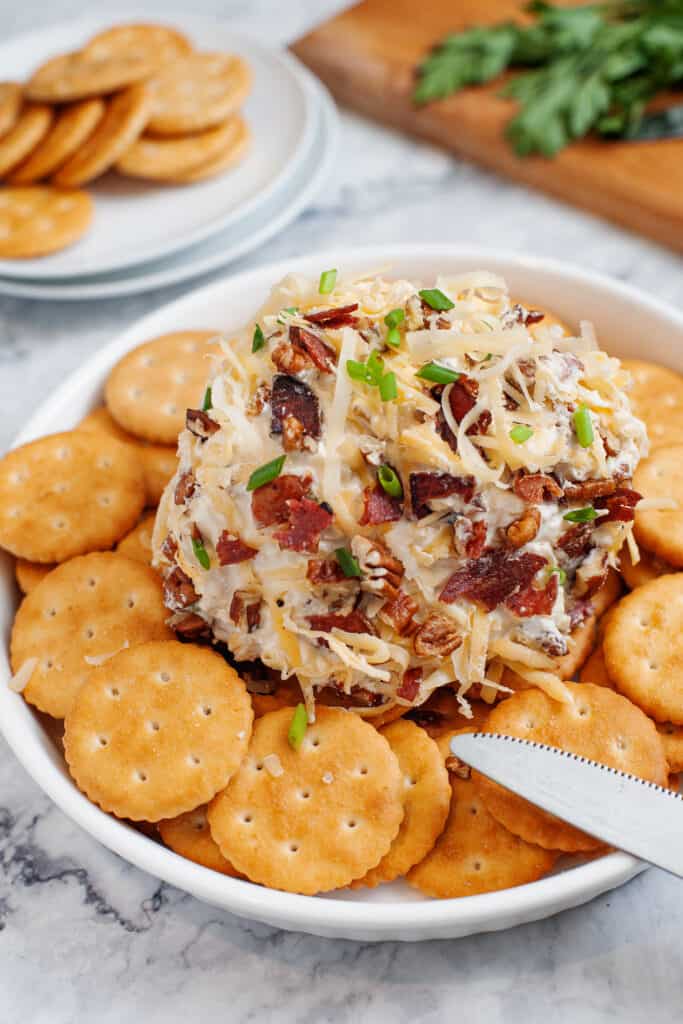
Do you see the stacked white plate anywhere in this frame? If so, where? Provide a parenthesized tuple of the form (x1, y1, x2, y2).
(0, 14, 338, 300)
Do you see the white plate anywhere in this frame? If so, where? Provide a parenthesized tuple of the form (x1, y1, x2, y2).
(0, 14, 315, 279)
(0, 74, 337, 300)
(4, 245, 682, 941)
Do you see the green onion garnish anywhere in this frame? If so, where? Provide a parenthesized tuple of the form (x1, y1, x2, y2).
(346, 358, 372, 382)
(379, 371, 398, 402)
(384, 308, 405, 329)
(201, 385, 212, 411)
(192, 535, 210, 570)
(386, 325, 401, 348)
(335, 547, 362, 578)
(366, 349, 385, 384)
(318, 268, 337, 295)
(288, 703, 308, 751)
(346, 350, 387, 388)
(247, 454, 286, 492)
(573, 404, 594, 449)
(509, 424, 534, 444)
(549, 566, 567, 584)
(416, 362, 460, 385)
(252, 324, 265, 353)
(276, 306, 298, 325)
(377, 465, 403, 499)
(419, 288, 454, 312)
(563, 507, 598, 523)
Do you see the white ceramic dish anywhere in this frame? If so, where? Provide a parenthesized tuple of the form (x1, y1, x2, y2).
(0, 14, 315, 279)
(3, 245, 682, 941)
(0, 72, 337, 301)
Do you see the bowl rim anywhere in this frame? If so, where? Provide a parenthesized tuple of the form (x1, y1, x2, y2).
(6, 242, 681, 939)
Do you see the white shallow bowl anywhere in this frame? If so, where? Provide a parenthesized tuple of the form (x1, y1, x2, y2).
(3, 245, 682, 941)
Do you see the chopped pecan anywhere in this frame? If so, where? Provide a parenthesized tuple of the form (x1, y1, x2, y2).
(440, 550, 547, 611)
(271, 375, 321, 441)
(513, 473, 563, 503)
(445, 754, 471, 779)
(161, 534, 178, 561)
(358, 435, 385, 466)
(413, 613, 462, 658)
(251, 473, 311, 527)
(246, 601, 261, 632)
(174, 471, 196, 506)
(271, 338, 310, 374)
(229, 592, 261, 631)
(306, 558, 347, 584)
(229, 592, 243, 624)
(289, 325, 336, 373)
(595, 487, 641, 523)
(397, 667, 422, 702)
(506, 506, 541, 549)
(359, 484, 402, 525)
(172, 611, 209, 641)
(380, 590, 419, 636)
(352, 535, 404, 599)
(247, 383, 271, 416)
(163, 566, 198, 611)
(186, 408, 219, 439)
(282, 414, 306, 452)
(216, 532, 258, 565)
(273, 498, 332, 553)
(563, 479, 617, 502)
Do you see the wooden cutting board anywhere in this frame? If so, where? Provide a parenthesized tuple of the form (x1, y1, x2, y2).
(292, 0, 683, 253)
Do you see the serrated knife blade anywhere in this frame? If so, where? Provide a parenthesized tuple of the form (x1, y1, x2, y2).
(450, 733, 683, 878)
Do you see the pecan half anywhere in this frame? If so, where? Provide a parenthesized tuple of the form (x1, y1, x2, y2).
(379, 590, 419, 636)
(413, 613, 462, 658)
(247, 383, 271, 417)
(513, 473, 563, 503)
(163, 566, 198, 610)
(271, 338, 309, 374)
(506, 506, 541, 549)
(351, 535, 404, 599)
(563, 478, 617, 502)
(186, 408, 219, 439)
(174, 471, 196, 506)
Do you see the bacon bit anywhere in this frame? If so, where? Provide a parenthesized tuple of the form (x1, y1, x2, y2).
(318, 683, 383, 708)
(595, 487, 642, 523)
(308, 610, 375, 635)
(271, 338, 309, 374)
(448, 376, 479, 421)
(563, 479, 617, 502)
(513, 473, 563, 503)
(289, 326, 336, 373)
(246, 601, 261, 632)
(186, 408, 219, 439)
(161, 534, 177, 561)
(506, 506, 541, 549)
(306, 558, 347, 584)
(398, 667, 422, 702)
(305, 303, 359, 327)
(409, 471, 475, 519)
(440, 550, 547, 611)
(558, 522, 594, 560)
(271, 375, 321, 441)
(216, 532, 258, 565)
(359, 484, 402, 525)
(273, 498, 332, 553)
(163, 566, 198, 610)
(506, 573, 558, 617)
(247, 382, 271, 417)
(229, 592, 243, 624)
(380, 590, 419, 635)
(413, 613, 462, 658)
(583, 572, 608, 599)
(251, 473, 311, 527)
(174, 472, 196, 506)
(172, 611, 209, 640)
(466, 519, 487, 559)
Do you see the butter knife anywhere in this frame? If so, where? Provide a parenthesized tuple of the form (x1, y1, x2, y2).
(450, 733, 683, 878)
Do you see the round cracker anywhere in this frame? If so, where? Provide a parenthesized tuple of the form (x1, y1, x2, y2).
(8, 98, 105, 184)
(116, 512, 155, 564)
(105, 330, 220, 444)
(160, 116, 250, 184)
(0, 430, 145, 562)
(578, 645, 614, 689)
(353, 720, 450, 887)
(473, 683, 668, 851)
(603, 574, 683, 724)
(0, 186, 92, 258)
(657, 722, 683, 773)
(633, 446, 683, 567)
(115, 117, 242, 182)
(158, 805, 244, 877)
(11, 552, 173, 718)
(15, 558, 55, 595)
(207, 706, 404, 894)
(0, 83, 23, 138)
(26, 50, 159, 103)
(250, 677, 302, 718)
(53, 84, 151, 187)
(620, 544, 672, 590)
(83, 23, 192, 64)
(64, 640, 252, 821)
(0, 103, 53, 177)
(622, 359, 683, 451)
(146, 53, 251, 136)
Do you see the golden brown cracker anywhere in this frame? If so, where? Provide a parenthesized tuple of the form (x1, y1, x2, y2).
(15, 558, 54, 594)
(27, 50, 159, 103)
(0, 186, 92, 258)
(116, 117, 243, 182)
(207, 706, 404, 894)
(473, 683, 668, 852)
(159, 805, 244, 877)
(250, 677, 302, 718)
(83, 23, 192, 64)
(116, 513, 155, 564)
(622, 359, 683, 451)
(147, 53, 251, 136)
(0, 431, 145, 562)
(53, 84, 151, 187)
(11, 552, 173, 718)
(603, 574, 683, 724)
(160, 116, 250, 184)
(0, 103, 52, 177)
(409, 687, 492, 739)
(353, 720, 450, 887)
(620, 544, 672, 590)
(657, 722, 683, 773)
(105, 330, 220, 444)
(633, 446, 683, 567)
(578, 646, 615, 689)
(0, 83, 23, 138)
(8, 99, 105, 184)
(64, 640, 252, 821)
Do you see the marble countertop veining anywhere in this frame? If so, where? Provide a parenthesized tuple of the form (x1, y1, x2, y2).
(2, 2, 683, 1021)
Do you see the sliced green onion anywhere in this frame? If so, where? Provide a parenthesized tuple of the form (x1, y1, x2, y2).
(191, 535, 210, 570)
(416, 362, 460, 385)
(418, 288, 454, 312)
(573, 404, 594, 448)
(386, 325, 401, 348)
(563, 506, 598, 523)
(288, 703, 308, 751)
(276, 306, 298, 325)
(335, 547, 362, 578)
(252, 323, 265, 353)
(318, 268, 337, 295)
(377, 465, 403, 499)
(366, 349, 385, 384)
(201, 385, 212, 411)
(549, 566, 567, 585)
(384, 308, 405, 329)
(247, 454, 286, 492)
(346, 358, 372, 382)
(509, 424, 534, 444)
(379, 371, 398, 402)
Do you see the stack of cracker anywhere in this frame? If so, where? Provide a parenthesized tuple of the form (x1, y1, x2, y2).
(0, 23, 251, 258)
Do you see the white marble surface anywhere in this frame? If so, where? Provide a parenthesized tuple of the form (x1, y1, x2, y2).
(2, 2, 683, 1021)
